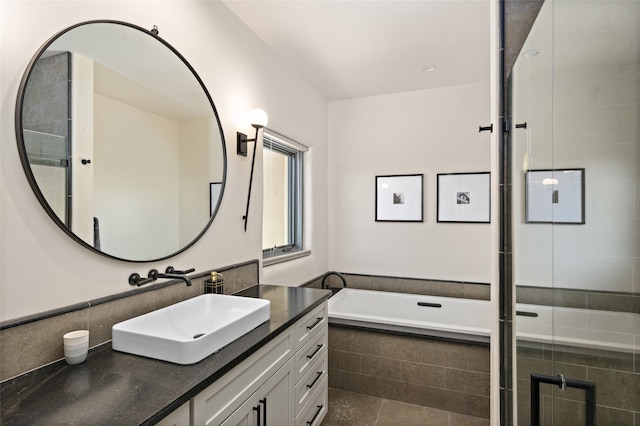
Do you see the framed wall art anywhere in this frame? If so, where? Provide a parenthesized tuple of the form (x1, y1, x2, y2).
(437, 172, 490, 223)
(375, 174, 424, 222)
(525, 168, 585, 224)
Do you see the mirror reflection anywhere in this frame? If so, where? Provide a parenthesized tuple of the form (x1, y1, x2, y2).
(17, 21, 226, 261)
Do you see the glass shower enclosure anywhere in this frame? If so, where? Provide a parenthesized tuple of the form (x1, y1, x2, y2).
(509, 0, 640, 424)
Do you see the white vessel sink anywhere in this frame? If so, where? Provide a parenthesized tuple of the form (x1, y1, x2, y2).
(112, 294, 270, 364)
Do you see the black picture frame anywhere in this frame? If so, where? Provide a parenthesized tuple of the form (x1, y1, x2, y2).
(525, 168, 585, 224)
(375, 174, 424, 222)
(437, 172, 491, 223)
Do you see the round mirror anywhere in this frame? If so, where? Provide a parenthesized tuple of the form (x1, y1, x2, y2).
(15, 20, 226, 262)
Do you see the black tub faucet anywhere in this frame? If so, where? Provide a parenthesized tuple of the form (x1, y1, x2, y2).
(322, 271, 347, 294)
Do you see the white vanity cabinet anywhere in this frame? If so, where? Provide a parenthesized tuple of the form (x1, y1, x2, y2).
(292, 304, 328, 426)
(157, 402, 190, 426)
(190, 301, 328, 426)
(220, 359, 294, 426)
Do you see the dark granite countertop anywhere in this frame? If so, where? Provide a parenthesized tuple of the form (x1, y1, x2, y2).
(0, 285, 331, 425)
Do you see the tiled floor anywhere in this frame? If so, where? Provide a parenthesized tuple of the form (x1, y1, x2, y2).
(321, 388, 490, 426)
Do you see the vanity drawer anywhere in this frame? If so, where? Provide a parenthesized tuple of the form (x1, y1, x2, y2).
(294, 303, 327, 352)
(295, 376, 328, 426)
(294, 325, 327, 383)
(191, 327, 293, 426)
(294, 351, 327, 416)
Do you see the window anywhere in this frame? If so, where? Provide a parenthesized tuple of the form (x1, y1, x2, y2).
(262, 130, 306, 262)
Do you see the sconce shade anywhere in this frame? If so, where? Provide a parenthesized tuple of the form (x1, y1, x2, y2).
(249, 108, 269, 129)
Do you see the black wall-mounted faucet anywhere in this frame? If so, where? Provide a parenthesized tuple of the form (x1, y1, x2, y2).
(128, 266, 195, 287)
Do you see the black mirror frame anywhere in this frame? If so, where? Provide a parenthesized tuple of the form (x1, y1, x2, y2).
(15, 19, 227, 263)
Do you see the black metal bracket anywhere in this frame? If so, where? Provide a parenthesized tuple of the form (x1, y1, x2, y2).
(239, 128, 261, 231)
(530, 373, 596, 426)
(236, 132, 250, 157)
(479, 124, 493, 133)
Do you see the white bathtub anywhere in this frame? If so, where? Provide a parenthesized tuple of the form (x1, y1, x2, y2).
(328, 288, 640, 353)
(328, 288, 491, 344)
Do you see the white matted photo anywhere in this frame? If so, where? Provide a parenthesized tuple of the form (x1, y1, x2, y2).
(375, 174, 424, 222)
(437, 172, 490, 223)
(525, 169, 585, 224)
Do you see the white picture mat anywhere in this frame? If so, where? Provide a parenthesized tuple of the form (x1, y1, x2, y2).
(437, 173, 490, 222)
(376, 175, 423, 221)
(526, 170, 584, 223)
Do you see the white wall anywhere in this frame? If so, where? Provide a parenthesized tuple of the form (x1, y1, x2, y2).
(94, 94, 180, 259)
(0, 0, 329, 321)
(178, 117, 220, 247)
(328, 82, 492, 282)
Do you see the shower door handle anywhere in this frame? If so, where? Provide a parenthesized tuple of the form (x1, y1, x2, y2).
(530, 373, 596, 426)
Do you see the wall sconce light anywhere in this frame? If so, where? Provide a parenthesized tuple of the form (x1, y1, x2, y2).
(237, 108, 269, 156)
(237, 108, 268, 231)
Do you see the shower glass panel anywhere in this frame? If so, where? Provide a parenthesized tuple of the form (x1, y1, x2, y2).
(511, 0, 640, 424)
(21, 52, 72, 227)
(24, 130, 69, 224)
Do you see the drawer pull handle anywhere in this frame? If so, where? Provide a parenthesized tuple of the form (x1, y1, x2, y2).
(307, 371, 323, 389)
(306, 344, 324, 360)
(307, 404, 324, 426)
(516, 310, 539, 318)
(253, 403, 261, 426)
(306, 317, 323, 330)
(417, 302, 442, 308)
(260, 398, 267, 426)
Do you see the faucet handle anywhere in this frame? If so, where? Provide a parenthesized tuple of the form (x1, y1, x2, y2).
(165, 266, 195, 274)
(129, 271, 157, 287)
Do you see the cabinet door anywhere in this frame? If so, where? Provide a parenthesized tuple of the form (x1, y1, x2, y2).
(222, 360, 294, 426)
(193, 329, 293, 425)
(262, 358, 294, 426)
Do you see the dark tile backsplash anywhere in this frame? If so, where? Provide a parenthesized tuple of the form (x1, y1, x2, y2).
(0, 260, 259, 382)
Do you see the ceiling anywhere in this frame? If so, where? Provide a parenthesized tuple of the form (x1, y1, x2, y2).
(223, 0, 491, 101)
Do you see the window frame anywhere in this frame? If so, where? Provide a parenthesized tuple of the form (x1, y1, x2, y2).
(262, 130, 306, 262)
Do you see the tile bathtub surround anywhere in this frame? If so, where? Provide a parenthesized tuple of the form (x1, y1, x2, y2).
(516, 341, 640, 426)
(516, 285, 640, 314)
(328, 326, 490, 419)
(0, 260, 259, 382)
(305, 272, 491, 301)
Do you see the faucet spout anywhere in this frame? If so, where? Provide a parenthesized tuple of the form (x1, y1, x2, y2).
(149, 269, 192, 286)
(322, 271, 347, 293)
(158, 273, 192, 287)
